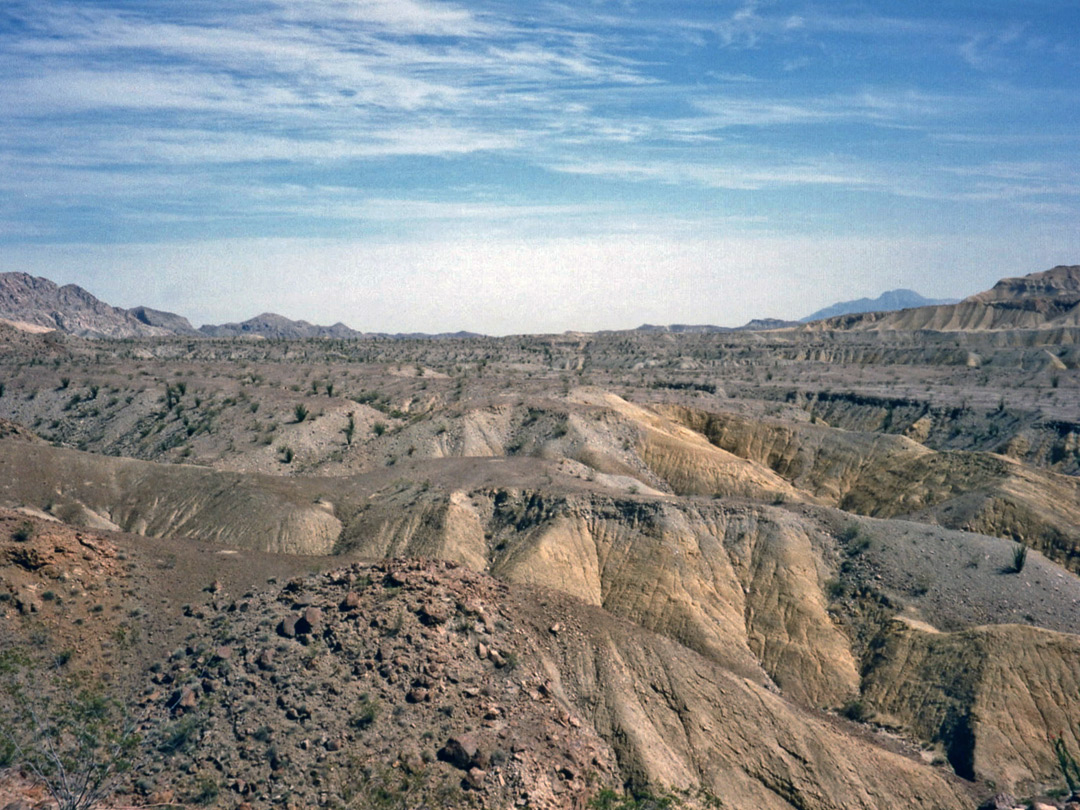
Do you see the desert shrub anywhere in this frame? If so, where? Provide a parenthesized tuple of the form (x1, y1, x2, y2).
(1011, 542, 1028, 573)
(158, 712, 203, 756)
(841, 699, 872, 723)
(293, 403, 309, 423)
(825, 578, 845, 599)
(351, 694, 379, 729)
(373, 421, 387, 436)
(12, 520, 34, 542)
(838, 524, 861, 543)
(190, 776, 220, 805)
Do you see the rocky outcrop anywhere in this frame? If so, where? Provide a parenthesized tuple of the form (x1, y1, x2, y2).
(966, 266, 1080, 304)
(128, 305, 198, 334)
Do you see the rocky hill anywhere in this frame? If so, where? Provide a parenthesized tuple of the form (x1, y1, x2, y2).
(0, 516, 979, 810)
(0, 272, 174, 338)
(198, 313, 364, 339)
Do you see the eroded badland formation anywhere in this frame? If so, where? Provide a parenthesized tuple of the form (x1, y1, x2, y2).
(1, 266, 1080, 810)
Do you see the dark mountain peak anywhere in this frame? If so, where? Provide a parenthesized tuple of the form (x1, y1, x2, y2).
(801, 289, 959, 323)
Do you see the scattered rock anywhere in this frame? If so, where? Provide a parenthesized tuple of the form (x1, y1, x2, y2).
(278, 615, 297, 638)
(978, 794, 1018, 810)
(169, 687, 198, 713)
(465, 767, 487, 790)
(418, 600, 449, 625)
(297, 606, 323, 635)
(438, 733, 481, 770)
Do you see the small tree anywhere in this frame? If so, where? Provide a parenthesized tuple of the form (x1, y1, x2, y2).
(0, 655, 141, 810)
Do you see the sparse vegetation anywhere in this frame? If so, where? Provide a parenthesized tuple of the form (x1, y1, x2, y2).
(1053, 733, 1080, 796)
(589, 787, 681, 810)
(351, 693, 379, 729)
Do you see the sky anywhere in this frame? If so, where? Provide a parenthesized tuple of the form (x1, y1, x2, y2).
(1, 0, 1079, 334)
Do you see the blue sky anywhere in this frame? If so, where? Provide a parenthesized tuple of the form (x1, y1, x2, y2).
(1, 0, 1078, 333)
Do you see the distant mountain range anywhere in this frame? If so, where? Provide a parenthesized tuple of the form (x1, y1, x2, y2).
(632, 318, 798, 334)
(800, 289, 960, 323)
(632, 292, 961, 334)
(0, 272, 483, 340)
(2, 268, 1078, 339)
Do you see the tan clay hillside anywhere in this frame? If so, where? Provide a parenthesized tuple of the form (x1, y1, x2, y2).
(1, 266, 1079, 810)
(966, 265, 1080, 303)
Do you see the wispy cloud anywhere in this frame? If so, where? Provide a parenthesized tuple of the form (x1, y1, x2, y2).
(0, 0, 1078, 270)
(547, 157, 872, 192)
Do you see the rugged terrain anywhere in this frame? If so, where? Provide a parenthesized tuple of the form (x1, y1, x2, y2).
(1, 266, 1079, 810)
